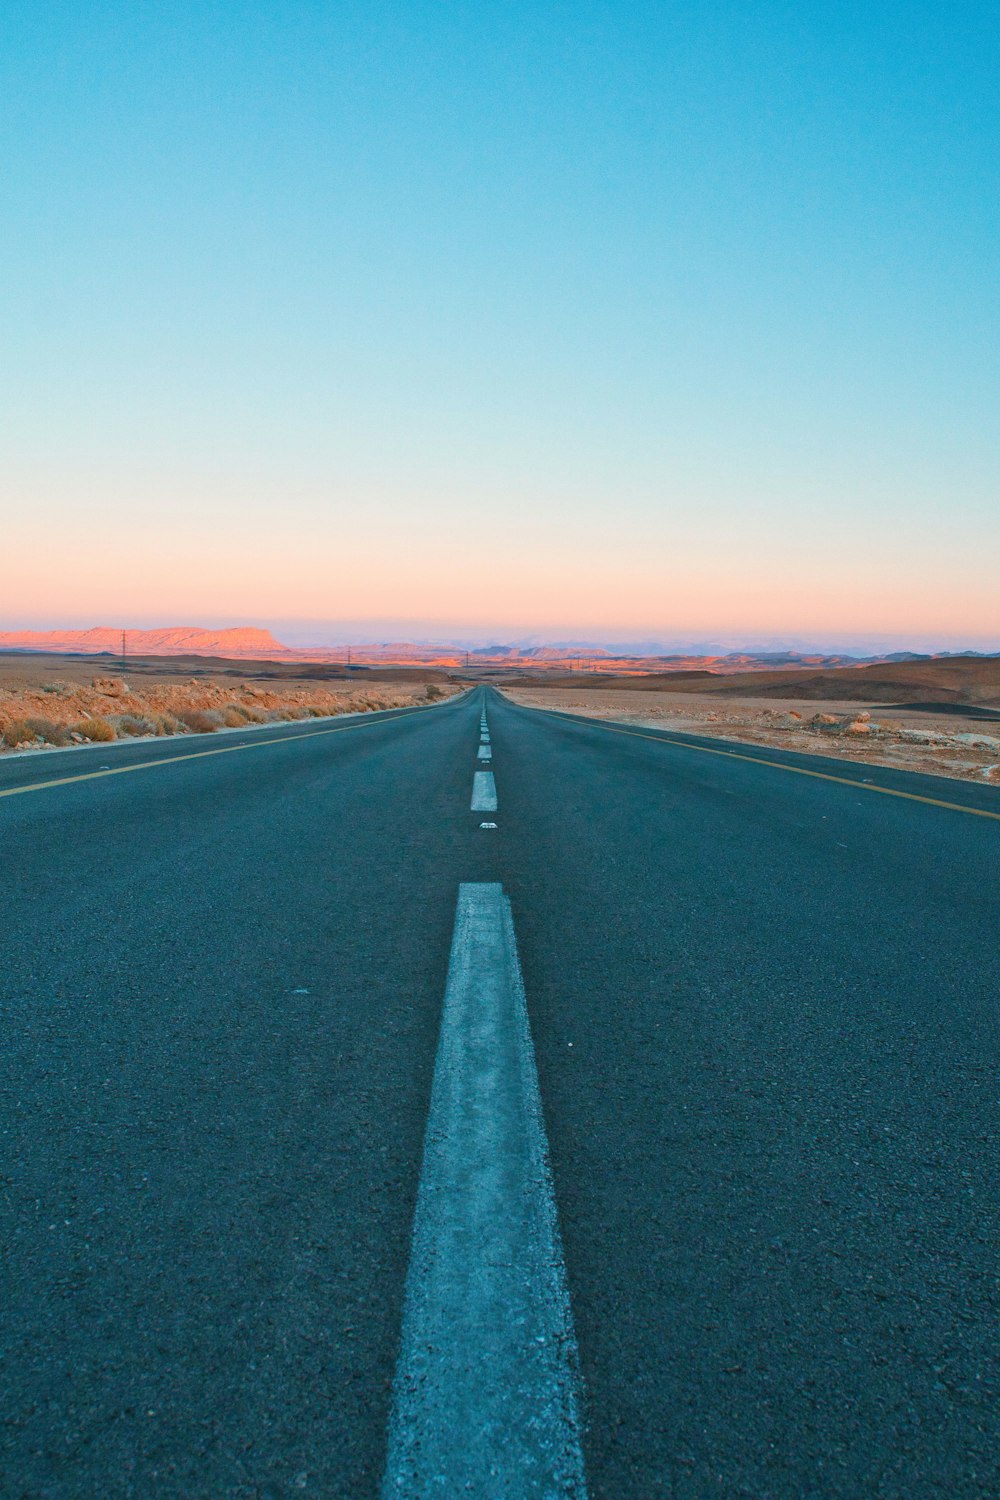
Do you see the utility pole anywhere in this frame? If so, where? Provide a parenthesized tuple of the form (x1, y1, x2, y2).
(121, 629, 127, 665)
(347, 644, 351, 668)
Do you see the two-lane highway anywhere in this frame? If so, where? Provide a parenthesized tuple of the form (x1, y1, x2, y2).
(2, 688, 998, 1497)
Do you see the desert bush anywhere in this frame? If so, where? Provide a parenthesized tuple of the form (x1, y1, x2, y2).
(115, 714, 155, 737)
(261, 706, 304, 722)
(425, 684, 445, 700)
(23, 716, 71, 746)
(176, 708, 222, 733)
(2, 718, 36, 747)
(72, 717, 116, 743)
(238, 703, 266, 722)
(222, 705, 251, 727)
(307, 705, 329, 717)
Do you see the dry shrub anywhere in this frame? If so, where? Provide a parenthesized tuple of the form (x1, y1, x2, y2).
(239, 704, 266, 723)
(176, 708, 222, 733)
(154, 713, 183, 735)
(23, 716, 71, 746)
(2, 718, 35, 747)
(425, 684, 445, 700)
(222, 705, 251, 727)
(115, 715, 155, 737)
(72, 717, 116, 743)
(307, 705, 329, 717)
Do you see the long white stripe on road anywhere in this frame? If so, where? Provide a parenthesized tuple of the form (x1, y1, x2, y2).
(477, 744, 492, 760)
(471, 770, 497, 811)
(381, 884, 587, 1499)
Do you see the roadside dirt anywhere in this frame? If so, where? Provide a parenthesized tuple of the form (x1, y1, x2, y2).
(502, 688, 1000, 785)
(0, 664, 456, 753)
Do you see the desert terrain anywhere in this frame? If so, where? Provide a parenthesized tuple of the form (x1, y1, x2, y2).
(0, 652, 457, 753)
(501, 656, 1000, 784)
(5, 642, 1000, 782)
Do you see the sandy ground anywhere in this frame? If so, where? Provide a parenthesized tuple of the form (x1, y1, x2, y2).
(0, 667, 456, 753)
(502, 688, 1000, 785)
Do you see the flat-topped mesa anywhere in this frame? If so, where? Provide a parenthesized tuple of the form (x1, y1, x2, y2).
(0, 626, 286, 657)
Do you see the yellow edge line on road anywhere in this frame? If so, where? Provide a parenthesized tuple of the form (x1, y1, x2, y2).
(535, 706, 1000, 823)
(0, 706, 430, 801)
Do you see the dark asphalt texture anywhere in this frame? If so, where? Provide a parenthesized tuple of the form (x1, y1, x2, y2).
(2, 689, 998, 1497)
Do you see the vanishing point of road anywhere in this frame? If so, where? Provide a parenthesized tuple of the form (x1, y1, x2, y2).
(2, 688, 998, 1498)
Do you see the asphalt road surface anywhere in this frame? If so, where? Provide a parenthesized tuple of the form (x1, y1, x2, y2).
(2, 689, 998, 1498)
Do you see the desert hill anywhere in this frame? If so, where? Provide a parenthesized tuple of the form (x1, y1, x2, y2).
(710, 655, 1000, 706)
(502, 656, 1000, 707)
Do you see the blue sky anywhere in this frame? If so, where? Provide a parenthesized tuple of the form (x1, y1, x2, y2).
(2, 1, 998, 648)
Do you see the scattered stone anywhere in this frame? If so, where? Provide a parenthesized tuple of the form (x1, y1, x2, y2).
(955, 733, 1000, 750)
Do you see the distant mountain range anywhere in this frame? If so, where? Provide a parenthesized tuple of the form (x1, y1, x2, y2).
(0, 626, 996, 672)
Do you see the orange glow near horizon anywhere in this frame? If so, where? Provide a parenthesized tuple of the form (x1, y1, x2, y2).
(4, 512, 999, 645)
(5, 455, 998, 648)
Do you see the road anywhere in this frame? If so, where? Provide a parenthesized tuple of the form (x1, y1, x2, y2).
(1, 689, 998, 1498)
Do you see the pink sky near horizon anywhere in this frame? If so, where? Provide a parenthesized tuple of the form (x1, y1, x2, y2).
(4, 512, 999, 649)
(5, 433, 998, 652)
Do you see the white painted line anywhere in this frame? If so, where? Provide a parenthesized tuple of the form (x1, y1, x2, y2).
(471, 771, 497, 811)
(477, 744, 492, 760)
(480, 734, 490, 744)
(382, 884, 587, 1499)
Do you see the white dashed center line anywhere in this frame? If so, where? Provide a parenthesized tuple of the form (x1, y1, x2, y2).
(471, 770, 497, 812)
(381, 883, 587, 1499)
